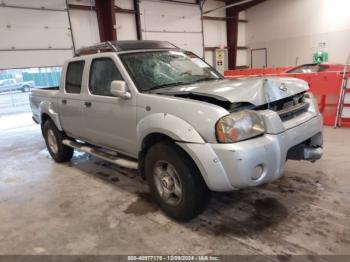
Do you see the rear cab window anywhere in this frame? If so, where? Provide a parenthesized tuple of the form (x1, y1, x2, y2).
(65, 60, 85, 94)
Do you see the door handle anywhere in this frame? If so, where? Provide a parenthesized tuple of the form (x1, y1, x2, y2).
(62, 99, 67, 104)
(84, 101, 92, 108)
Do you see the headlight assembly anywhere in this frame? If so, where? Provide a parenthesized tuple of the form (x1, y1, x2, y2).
(216, 110, 265, 143)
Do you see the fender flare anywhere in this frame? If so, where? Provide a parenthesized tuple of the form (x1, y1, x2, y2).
(39, 101, 63, 131)
(137, 113, 205, 149)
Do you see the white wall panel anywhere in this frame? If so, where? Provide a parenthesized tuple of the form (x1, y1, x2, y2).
(0, 8, 71, 49)
(2, 0, 66, 9)
(140, 0, 202, 57)
(140, 1, 201, 32)
(237, 22, 246, 46)
(236, 50, 247, 67)
(115, 13, 138, 40)
(143, 32, 203, 57)
(115, 0, 134, 9)
(203, 0, 226, 18)
(0, 50, 73, 69)
(204, 51, 214, 66)
(70, 9, 100, 49)
(202, 1, 247, 67)
(246, 0, 350, 67)
(69, 0, 95, 6)
(0, 3, 74, 69)
(203, 20, 227, 48)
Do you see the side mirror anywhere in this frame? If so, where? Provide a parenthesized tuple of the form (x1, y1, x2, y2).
(110, 80, 131, 99)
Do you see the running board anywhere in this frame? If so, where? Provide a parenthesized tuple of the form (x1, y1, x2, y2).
(62, 139, 138, 170)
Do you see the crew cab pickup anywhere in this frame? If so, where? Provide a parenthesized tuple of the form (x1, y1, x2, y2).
(30, 40, 323, 221)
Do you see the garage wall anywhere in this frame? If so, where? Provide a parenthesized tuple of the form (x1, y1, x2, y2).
(115, 0, 138, 40)
(203, 0, 227, 65)
(237, 11, 247, 67)
(246, 0, 350, 67)
(0, 0, 247, 69)
(68, 0, 100, 49)
(140, 0, 203, 57)
(0, 0, 73, 69)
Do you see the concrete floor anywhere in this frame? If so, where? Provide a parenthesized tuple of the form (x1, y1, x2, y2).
(0, 113, 349, 256)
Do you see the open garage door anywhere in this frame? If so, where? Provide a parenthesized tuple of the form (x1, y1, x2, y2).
(139, 0, 203, 57)
(0, 0, 75, 117)
(0, 0, 74, 69)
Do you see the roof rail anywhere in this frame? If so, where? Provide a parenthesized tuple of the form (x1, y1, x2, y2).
(75, 40, 179, 57)
(75, 41, 118, 56)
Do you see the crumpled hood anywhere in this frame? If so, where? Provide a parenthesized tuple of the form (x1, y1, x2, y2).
(155, 77, 309, 106)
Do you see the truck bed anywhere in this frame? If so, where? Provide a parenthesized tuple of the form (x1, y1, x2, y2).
(31, 86, 59, 97)
(30, 86, 59, 124)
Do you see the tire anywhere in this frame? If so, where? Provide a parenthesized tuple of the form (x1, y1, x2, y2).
(145, 141, 210, 221)
(43, 119, 74, 162)
(22, 85, 30, 92)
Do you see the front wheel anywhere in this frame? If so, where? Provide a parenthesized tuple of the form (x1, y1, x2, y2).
(43, 120, 74, 162)
(145, 141, 210, 221)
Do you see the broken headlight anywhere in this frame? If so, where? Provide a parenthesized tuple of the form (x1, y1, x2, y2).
(215, 110, 265, 143)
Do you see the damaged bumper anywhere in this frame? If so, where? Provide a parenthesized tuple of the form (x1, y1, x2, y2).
(177, 113, 323, 192)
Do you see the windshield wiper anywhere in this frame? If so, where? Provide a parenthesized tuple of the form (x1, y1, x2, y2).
(146, 82, 188, 92)
(192, 77, 222, 83)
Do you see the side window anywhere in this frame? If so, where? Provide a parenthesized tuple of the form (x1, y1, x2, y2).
(89, 58, 123, 96)
(65, 61, 85, 94)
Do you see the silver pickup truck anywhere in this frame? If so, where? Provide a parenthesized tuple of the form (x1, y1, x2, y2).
(30, 40, 323, 221)
(0, 78, 34, 93)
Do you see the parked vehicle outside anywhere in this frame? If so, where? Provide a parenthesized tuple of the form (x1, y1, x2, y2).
(0, 78, 35, 93)
(29, 41, 323, 221)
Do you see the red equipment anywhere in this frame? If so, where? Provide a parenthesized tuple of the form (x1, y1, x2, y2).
(224, 64, 350, 127)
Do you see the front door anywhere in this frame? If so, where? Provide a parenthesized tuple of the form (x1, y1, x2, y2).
(83, 56, 137, 156)
(59, 60, 86, 139)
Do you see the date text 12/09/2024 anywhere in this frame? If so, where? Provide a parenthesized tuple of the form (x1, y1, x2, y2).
(127, 256, 219, 261)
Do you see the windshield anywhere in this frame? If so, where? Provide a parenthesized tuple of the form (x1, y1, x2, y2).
(119, 50, 223, 91)
(287, 64, 329, 73)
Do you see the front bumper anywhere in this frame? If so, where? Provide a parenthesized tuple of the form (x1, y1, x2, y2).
(177, 113, 323, 192)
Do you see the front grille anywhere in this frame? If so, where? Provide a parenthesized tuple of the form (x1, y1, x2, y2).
(267, 92, 309, 121)
(256, 93, 309, 121)
(276, 101, 309, 120)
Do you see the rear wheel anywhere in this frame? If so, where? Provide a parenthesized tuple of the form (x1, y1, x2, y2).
(43, 120, 74, 162)
(22, 85, 30, 92)
(145, 141, 210, 221)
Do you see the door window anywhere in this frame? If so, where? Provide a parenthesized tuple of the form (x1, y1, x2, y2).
(65, 61, 85, 94)
(89, 58, 123, 96)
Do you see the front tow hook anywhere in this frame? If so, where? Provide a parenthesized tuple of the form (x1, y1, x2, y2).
(304, 146, 323, 162)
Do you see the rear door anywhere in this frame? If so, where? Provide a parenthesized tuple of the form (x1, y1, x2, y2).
(59, 60, 86, 139)
(83, 55, 137, 156)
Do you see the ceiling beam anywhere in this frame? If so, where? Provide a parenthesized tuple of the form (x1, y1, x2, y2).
(133, 0, 142, 40)
(226, 7, 238, 69)
(95, 0, 116, 41)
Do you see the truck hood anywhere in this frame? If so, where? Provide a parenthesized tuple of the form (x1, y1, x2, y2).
(154, 77, 308, 107)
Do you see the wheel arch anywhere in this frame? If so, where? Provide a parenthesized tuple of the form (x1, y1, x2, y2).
(138, 132, 204, 182)
(39, 101, 63, 131)
(137, 113, 205, 147)
(136, 113, 205, 177)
